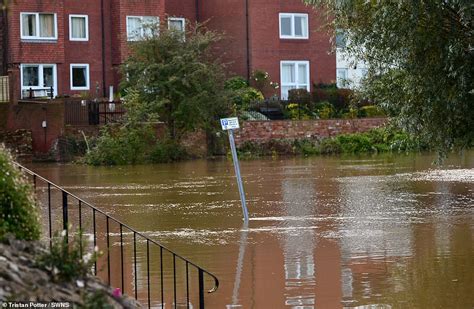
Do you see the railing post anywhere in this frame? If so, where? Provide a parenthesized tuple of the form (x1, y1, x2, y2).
(50, 86, 54, 99)
(62, 191, 68, 243)
(199, 269, 205, 309)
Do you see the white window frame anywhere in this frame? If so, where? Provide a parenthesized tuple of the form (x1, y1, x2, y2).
(20, 64, 57, 98)
(337, 68, 349, 88)
(70, 64, 90, 91)
(168, 17, 185, 31)
(20, 12, 58, 40)
(69, 14, 89, 41)
(280, 60, 310, 99)
(279, 13, 309, 39)
(126, 16, 159, 41)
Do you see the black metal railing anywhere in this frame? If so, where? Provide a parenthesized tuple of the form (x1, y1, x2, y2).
(15, 163, 219, 308)
(65, 99, 126, 126)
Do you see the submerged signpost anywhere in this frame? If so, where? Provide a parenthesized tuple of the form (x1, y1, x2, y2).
(220, 117, 249, 222)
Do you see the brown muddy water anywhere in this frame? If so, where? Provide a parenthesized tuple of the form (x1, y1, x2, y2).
(28, 151, 473, 309)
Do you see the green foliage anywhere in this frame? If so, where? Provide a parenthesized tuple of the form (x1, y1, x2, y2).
(251, 70, 280, 95)
(358, 105, 386, 118)
(236, 126, 429, 158)
(285, 103, 313, 120)
(304, 0, 474, 153)
(81, 290, 113, 309)
(85, 123, 188, 166)
(36, 230, 99, 283)
(121, 22, 231, 140)
(225, 78, 264, 112)
(85, 124, 155, 166)
(148, 140, 188, 163)
(0, 144, 40, 241)
(293, 139, 320, 156)
(225, 76, 249, 91)
(315, 101, 336, 119)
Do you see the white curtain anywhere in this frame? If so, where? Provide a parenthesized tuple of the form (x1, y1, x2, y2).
(298, 64, 307, 85)
(39, 14, 55, 37)
(282, 64, 295, 83)
(22, 14, 36, 37)
(127, 17, 142, 40)
(71, 17, 86, 39)
(294, 16, 308, 37)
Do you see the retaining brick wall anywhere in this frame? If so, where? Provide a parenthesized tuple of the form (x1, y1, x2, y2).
(7, 101, 65, 153)
(234, 118, 388, 145)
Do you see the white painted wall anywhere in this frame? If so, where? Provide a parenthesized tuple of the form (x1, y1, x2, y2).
(336, 49, 368, 89)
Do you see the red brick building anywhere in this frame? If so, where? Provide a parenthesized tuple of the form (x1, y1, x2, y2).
(1, 0, 335, 102)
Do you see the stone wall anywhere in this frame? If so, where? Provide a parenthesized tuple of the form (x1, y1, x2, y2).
(234, 118, 388, 145)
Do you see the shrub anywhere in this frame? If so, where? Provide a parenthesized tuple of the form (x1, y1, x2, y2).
(293, 139, 320, 156)
(359, 105, 386, 117)
(318, 138, 343, 154)
(148, 140, 188, 163)
(85, 124, 155, 166)
(225, 76, 249, 91)
(36, 229, 99, 283)
(285, 103, 313, 120)
(0, 144, 40, 241)
(315, 101, 335, 119)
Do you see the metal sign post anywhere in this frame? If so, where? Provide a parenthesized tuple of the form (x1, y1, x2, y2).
(221, 117, 249, 222)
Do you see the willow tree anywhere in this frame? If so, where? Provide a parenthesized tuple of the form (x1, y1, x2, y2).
(305, 0, 473, 154)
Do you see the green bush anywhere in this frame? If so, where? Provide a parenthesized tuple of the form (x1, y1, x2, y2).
(0, 144, 40, 241)
(359, 105, 386, 117)
(318, 138, 343, 154)
(85, 124, 155, 166)
(293, 139, 320, 156)
(225, 76, 249, 91)
(285, 103, 313, 120)
(36, 230, 99, 283)
(315, 101, 335, 119)
(148, 140, 188, 163)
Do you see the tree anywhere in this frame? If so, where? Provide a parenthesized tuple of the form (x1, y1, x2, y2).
(304, 0, 473, 153)
(121, 23, 232, 141)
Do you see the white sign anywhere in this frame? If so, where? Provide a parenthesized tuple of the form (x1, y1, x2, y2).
(220, 117, 240, 130)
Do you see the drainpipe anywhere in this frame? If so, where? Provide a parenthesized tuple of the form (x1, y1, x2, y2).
(100, 0, 106, 98)
(1, 5, 9, 75)
(195, 0, 199, 22)
(245, 0, 250, 81)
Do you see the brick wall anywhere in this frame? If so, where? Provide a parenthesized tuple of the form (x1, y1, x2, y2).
(7, 101, 65, 153)
(234, 118, 388, 145)
(0, 8, 6, 75)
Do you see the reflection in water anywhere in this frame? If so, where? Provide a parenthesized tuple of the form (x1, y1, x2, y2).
(281, 172, 316, 308)
(28, 152, 474, 308)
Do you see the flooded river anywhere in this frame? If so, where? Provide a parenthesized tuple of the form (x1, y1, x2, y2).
(29, 151, 473, 308)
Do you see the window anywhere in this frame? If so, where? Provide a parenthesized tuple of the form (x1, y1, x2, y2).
(69, 15, 88, 41)
(20, 64, 57, 98)
(168, 17, 185, 32)
(279, 13, 308, 39)
(126, 16, 159, 41)
(280, 61, 310, 99)
(70, 64, 90, 90)
(168, 18, 185, 40)
(335, 30, 347, 49)
(337, 68, 349, 88)
(21, 13, 57, 40)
